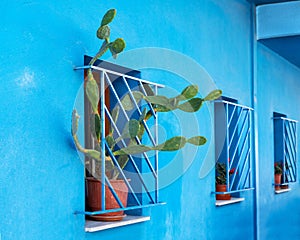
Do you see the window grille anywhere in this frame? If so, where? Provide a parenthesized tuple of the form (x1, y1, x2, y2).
(74, 58, 165, 216)
(214, 98, 254, 196)
(273, 113, 297, 188)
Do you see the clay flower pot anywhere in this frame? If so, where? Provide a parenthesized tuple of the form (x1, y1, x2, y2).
(216, 184, 231, 200)
(274, 174, 282, 190)
(86, 177, 129, 221)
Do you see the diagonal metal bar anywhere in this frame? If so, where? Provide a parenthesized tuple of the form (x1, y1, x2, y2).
(105, 106, 156, 204)
(286, 121, 296, 148)
(284, 133, 296, 166)
(241, 167, 251, 190)
(104, 72, 158, 177)
(137, 81, 157, 118)
(105, 105, 157, 180)
(230, 145, 250, 190)
(105, 143, 142, 206)
(227, 105, 237, 128)
(285, 139, 296, 172)
(228, 109, 247, 149)
(236, 150, 251, 190)
(285, 122, 296, 160)
(121, 76, 156, 146)
(229, 112, 250, 169)
(284, 123, 297, 175)
(104, 175, 125, 209)
(292, 122, 297, 142)
(284, 150, 296, 182)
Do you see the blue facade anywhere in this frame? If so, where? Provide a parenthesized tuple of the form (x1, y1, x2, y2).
(1, 0, 300, 239)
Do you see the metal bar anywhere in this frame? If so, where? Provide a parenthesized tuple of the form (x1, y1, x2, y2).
(282, 119, 286, 183)
(102, 75, 158, 204)
(92, 65, 165, 88)
(273, 117, 298, 123)
(212, 187, 255, 195)
(228, 109, 247, 150)
(104, 106, 156, 204)
(225, 103, 230, 192)
(75, 202, 167, 215)
(284, 134, 296, 176)
(285, 122, 296, 160)
(105, 176, 125, 209)
(121, 76, 156, 145)
(286, 121, 296, 148)
(284, 149, 296, 182)
(229, 112, 250, 169)
(292, 122, 297, 142)
(295, 122, 298, 182)
(154, 85, 159, 203)
(230, 126, 250, 171)
(230, 146, 250, 190)
(236, 150, 251, 190)
(215, 100, 254, 110)
(227, 105, 237, 128)
(100, 71, 106, 211)
(104, 72, 158, 179)
(137, 81, 157, 118)
(105, 103, 158, 181)
(74, 65, 165, 88)
(105, 143, 142, 206)
(241, 167, 251, 190)
(74, 66, 91, 70)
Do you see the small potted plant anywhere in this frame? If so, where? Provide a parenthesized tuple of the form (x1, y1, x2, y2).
(215, 162, 235, 200)
(72, 9, 222, 221)
(274, 162, 282, 190)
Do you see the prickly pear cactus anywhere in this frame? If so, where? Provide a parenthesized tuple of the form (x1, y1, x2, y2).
(72, 8, 223, 180)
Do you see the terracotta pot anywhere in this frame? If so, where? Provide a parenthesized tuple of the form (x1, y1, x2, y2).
(274, 174, 282, 190)
(86, 177, 129, 221)
(281, 184, 289, 189)
(216, 184, 231, 200)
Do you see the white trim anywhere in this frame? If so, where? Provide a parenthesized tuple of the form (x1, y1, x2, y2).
(275, 188, 291, 194)
(85, 215, 150, 232)
(215, 197, 245, 207)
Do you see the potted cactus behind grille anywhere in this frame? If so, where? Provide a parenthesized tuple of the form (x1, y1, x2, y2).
(71, 9, 222, 221)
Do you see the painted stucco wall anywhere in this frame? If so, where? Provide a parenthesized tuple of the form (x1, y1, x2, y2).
(0, 0, 299, 239)
(256, 43, 300, 240)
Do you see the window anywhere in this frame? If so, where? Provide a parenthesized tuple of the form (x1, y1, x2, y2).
(214, 97, 254, 205)
(273, 112, 297, 193)
(74, 56, 164, 227)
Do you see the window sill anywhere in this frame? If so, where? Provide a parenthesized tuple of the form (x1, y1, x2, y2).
(215, 197, 245, 207)
(85, 215, 150, 232)
(275, 188, 291, 194)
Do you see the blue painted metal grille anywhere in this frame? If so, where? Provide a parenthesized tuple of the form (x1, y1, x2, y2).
(75, 63, 165, 216)
(214, 99, 254, 195)
(274, 116, 297, 186)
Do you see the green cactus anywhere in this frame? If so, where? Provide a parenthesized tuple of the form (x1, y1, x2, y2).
(112, 87, 221, 156)
(100, 9, 116, 27)
(72, 8, 222, 180)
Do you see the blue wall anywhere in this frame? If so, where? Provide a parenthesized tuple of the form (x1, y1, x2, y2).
(256, 43, 300, 240)
(0, 0, 299, 239)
